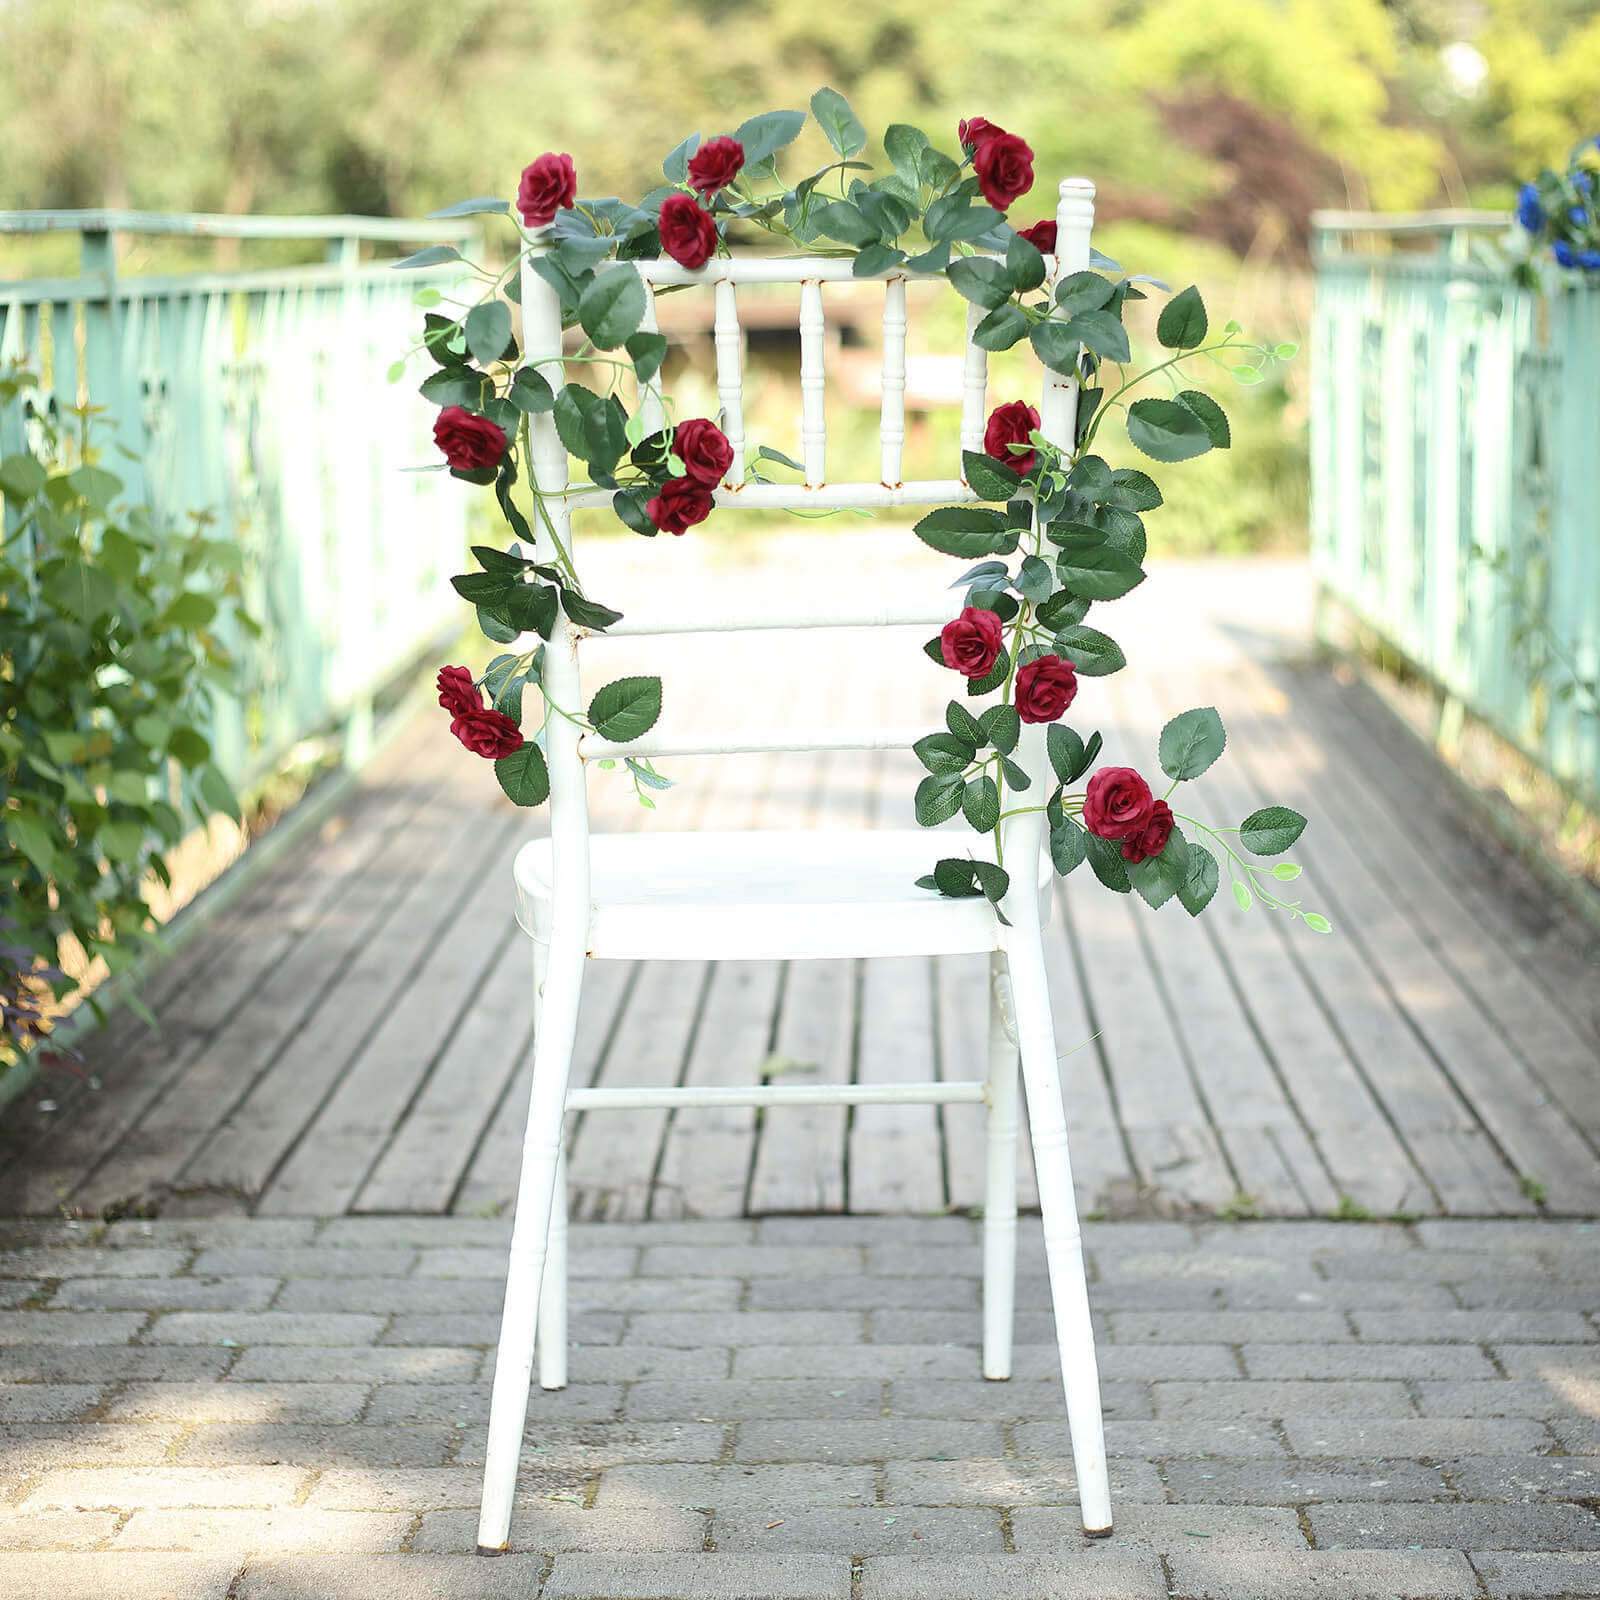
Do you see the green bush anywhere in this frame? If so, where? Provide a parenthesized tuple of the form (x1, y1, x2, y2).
(0, 369, 254, 1061)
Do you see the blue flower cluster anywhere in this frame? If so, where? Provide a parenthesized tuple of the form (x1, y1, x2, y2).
(1516, 140, 1600, 271)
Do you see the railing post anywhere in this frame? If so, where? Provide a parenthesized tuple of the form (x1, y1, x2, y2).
(80, 224, 126, 463)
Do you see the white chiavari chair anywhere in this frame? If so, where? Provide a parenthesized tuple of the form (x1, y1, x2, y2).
(477, 177, 1113, 1552)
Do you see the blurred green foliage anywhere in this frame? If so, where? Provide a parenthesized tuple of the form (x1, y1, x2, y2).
(1, 0, 1593, 552)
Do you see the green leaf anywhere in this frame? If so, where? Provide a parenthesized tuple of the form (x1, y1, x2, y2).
(1178, 842, 1220, 916)
(811, 86, 867, 157)
(1085, 832, 1132, 893)
(1106, 468, 1163, 512)
(912, 505, 1017, 558)
(1272, 861, 1303, 881)
(625, 332, 668, 385)
(1126, 398, 1212, 463)
(1005, 231, 1046, 293)
(915, 770, 966, 827)
(930, 856, 1009, 905)
(971, 303, 1030, 351)
(963, 774, 1000, 831)
(420, 367, 486, 409)
(1049, 815, 1088, 875)
(1239, 805, 1307, 856)
(1129, 845, 1187, 910)
(588, 676, 662, 743)
(757, 444, 806, 473)
(1047, 724, 1085, 785)
(1232, 879, 1253, 911)
(1052, 624, 1124, 676)
(0, 453, 47, 499)
(947, 256, 1013, 310)
(817, 202, 880, 247)
(1156, 284, 1208, 350)
(197, 764, 239, 823)
(495, 743, 550, 807)
(1036, 590, 1090, 630)
(560, 589, 624, 630)
(1067, 309, 1131, 363)
(980, 704, 1020, 755)
(1029, 320, 1083, 376)
(579, 266, 647, 350)
(962, 450, 1023, 501)
(1158, 706, 1227, 781)
(885, 123, 930, 179)
(1054, 271, 1115, 316)
(853, 243, 907, 276)
(1053, 541, 1145, 601)
(510, 366, 556, 414)
(394, 244, 462, 270)
(663, 132, 700, 182)
(914, 732, 976, 773)
(1176, 389, 1231, 449)
(465, 300, 513, 366)
(945, 699, 987, 746)
(429, 196, 509, 219)
(734, 109, 807, 167)
(1303, 912, 1333, 934)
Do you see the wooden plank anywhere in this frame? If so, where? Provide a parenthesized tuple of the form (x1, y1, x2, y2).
(246, 807, 527, 1215)
(1053, 697, 1238, 1216)
(1230, 688, 1596, 1211)
(746, 747, 864, 1215)
(0, 732, 450, 1215)
(1292, 670, 1600, 1143)
(847, 747, 946, 1215)
(1137, 688, 1436, 1218)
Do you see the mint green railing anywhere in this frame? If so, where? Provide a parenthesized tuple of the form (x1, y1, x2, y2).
(0, 211, 479, 787)
(1311, 210, 1600, 806)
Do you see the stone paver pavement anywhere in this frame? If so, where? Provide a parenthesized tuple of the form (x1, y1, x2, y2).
(0, 1215, 1596, 1597)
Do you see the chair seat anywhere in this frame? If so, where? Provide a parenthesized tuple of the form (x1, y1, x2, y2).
(513, 829, 1051, 960)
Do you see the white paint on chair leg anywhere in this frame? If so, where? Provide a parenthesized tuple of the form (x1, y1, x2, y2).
(713, 279, 745, 483)
(799, 279, 827, 486)
(537, 1144, 569, 1390)
(476, 930, 586, 1552)
(1004, 929, 1112, 1536)
(982, 951, 1021, 1382)
(879, 276, 907, 487)
(959, 301, 990, 461)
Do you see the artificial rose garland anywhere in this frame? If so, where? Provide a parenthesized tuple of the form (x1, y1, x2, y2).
(658, 193, 718, 269)
(687, 136, 745, 195)
(410, 89, 1327, 932)
(433, 406, 507, 472)
(940, 606, 1005, 678)
(984, 400, 1041, 477)
(517, 153, 577, 229)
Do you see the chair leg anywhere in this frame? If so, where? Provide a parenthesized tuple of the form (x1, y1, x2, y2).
(982, 951, 1020, 1381)
(537, 1146, 569, 1390)
(476, 932, 584, 1556)
(1005, 929, 1112, 1538)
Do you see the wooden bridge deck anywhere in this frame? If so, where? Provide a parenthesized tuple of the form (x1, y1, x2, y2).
(4, 540, 1596, 1222)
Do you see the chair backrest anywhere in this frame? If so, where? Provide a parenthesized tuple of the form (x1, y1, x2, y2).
(519, 177, 1098, 931)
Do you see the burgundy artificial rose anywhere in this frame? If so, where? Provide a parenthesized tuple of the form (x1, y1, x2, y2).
(433, 406, 507, 472)
(940, 605, 1005, 679)
(1014, 653, 1078, 724)
(1082, 766, 1156, 842)
(958, 116, 1003, 151)
(974, 131, 1035, 211)
(1017, 219, 1057, 253)
(687, 136, 745, 195)
(647, 474, 715, 535)
(1121, 798, 1174, 863)
(983, 400, 1041, 477)
(658, 193, 718, 269)
(672, 418, 734, 486)
(436, 665, 480, 719)
(517, 152, 577, 228)
(450, 706, 525, 760)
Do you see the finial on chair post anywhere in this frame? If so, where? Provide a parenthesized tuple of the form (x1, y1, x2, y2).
(1054, 179, 1096, 277)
